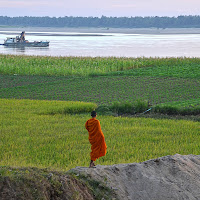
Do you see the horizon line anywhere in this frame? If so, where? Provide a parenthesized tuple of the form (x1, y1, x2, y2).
(1, 14, 200, 18)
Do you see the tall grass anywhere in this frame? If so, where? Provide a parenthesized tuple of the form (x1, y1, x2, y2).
(0, 54, 200, 78)
(0, 98, 199, 171)
(0, 98, 97, 115)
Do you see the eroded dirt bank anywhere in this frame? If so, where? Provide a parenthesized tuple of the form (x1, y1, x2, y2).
(71, 154, 200, 200)
(0, 168, 95, 200)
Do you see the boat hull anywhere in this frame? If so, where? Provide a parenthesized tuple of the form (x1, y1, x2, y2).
(4, 42, 49, 47)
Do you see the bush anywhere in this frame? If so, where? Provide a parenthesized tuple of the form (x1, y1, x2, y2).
(109, 100, 149, 115)
(154, 105, 200, 115)
(154, 105, 179, 115)
(110, 101, 134, 115)
(134, 99, 149, 113)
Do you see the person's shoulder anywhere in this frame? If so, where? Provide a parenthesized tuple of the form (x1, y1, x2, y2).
(86, 118, 95, 123)
(95, 119, 100, 124)
(90, 118, 100, 123)
(87, 118, 99, 123)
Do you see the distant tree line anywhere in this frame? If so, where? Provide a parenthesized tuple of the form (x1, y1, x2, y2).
(1, 15, 200, 28)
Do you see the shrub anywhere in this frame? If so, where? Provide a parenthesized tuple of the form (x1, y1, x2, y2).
(134, 99, 149, 113)
(154, 105, 200, 115)
(154, 105, 179, 115)
(109, 100, 149, 115)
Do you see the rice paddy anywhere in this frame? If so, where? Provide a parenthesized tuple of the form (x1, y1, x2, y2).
(0, 99, 199, 171)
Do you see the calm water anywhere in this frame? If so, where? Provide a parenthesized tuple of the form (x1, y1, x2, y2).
(0, 31, 200, 57)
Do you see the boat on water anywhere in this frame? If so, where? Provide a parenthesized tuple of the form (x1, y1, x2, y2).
(3, 31, 49, 47)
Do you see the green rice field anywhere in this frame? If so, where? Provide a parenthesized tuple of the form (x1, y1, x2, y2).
(1, 75, 199, 106)
(0, 55, 199, 170)
(0, 98, 199, 171)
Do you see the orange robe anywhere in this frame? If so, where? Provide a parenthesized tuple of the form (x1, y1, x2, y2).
(85, 118, 107, 161)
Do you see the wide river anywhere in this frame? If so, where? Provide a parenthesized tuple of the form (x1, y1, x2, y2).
(0, 29, 200, 57)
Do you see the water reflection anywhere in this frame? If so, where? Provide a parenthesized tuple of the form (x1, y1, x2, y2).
(4, 45, 26, 52)
(0, 31, 200, 57)
(3, 45, 49, 55)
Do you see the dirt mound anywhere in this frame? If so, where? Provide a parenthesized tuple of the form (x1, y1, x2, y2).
(71, 154, 200, 200)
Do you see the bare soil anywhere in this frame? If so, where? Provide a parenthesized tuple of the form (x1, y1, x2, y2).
(71, 154, 200, 200)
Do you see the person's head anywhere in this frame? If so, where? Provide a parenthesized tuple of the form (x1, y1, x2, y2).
(91, 111, 97, 118)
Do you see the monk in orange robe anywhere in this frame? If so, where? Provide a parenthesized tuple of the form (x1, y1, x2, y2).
(85, 111, 107, 168)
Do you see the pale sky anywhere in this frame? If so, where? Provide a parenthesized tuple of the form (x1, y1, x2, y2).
(1, 0, 200, 17)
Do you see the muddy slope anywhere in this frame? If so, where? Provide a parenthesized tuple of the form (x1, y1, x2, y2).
(71, 154, 200, 200)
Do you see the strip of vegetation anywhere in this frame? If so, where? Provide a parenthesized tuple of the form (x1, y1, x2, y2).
(36, 100, 98, 115)
(1, 15, 200, 28)
(0, 55, 200, 78)
(154, 98, 200, 115)
(0, 98, 97, 115)
(96, 99, 200, 116)
(154, 105, 200, 115)
(97, 100, 150, 116)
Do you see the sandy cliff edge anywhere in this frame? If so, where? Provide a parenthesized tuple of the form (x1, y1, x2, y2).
(70, 154, 200, 200)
